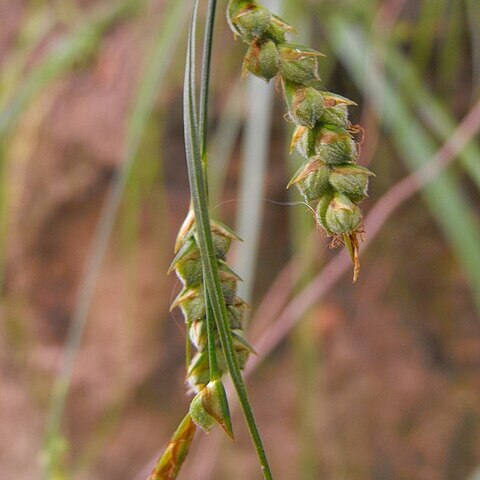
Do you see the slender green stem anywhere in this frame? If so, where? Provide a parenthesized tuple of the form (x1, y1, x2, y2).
(205, 290, 221, 379)
(199, 0, 220, 382)
(199, 0, 218, 156)
(183, 4, 273, 478)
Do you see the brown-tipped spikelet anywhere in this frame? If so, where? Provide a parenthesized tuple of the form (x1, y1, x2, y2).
(148, 414, 197, 480)
(227, 0, 374, 280)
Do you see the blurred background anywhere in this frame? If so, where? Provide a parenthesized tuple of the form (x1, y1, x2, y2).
(1, 0, 480, 479)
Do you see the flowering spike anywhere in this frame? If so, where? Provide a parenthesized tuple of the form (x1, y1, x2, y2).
(227, 0, 373, 277)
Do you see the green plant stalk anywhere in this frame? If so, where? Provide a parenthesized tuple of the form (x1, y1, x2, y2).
(183, 3, 273, 477)
(41, 1, 189, 477)
(199, 0, 221, 382)
(205, 291, 221, 379)
(199, 0, 218, 156)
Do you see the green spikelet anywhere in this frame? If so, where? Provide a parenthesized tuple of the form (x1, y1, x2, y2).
(227, 0, 375, 281)
(243, 39, 279, 81)
(170, 207, 252, 421)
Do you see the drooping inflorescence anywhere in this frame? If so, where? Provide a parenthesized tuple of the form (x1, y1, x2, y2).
(228, 0, 374, 281)
(168, 209, 253, 436)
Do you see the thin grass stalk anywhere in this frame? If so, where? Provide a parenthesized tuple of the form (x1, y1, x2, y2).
(437, 0, 462, 94)
(41, 2, 188, 476)
(198, 1, 223, 383)
(199, 0, 218, 156)
(182, 7, 273, 476)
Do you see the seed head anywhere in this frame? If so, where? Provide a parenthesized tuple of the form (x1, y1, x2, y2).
(329, 164, 374, 203)
(325, 192, 362, 234)
(170, 286, 205, 324)
(265, 14, 295, 43)
(297, 125, 357, 165)
(283, 81, 325, 128)
(189, 380, 234, 439)
(228, 1, 272, 43)
(278, 43, 324, 86)
(169, 238, 202, 286)
(288, 159, 332, 203)
(243, 40, 279, 81)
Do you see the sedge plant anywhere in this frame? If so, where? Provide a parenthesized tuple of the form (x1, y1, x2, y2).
(149, 1, 371, 478)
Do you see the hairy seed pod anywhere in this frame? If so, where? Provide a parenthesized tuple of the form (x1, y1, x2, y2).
(209, 220, 241, 259)
(169, 238, 202, 286)
(219, 266, 241, 305)
(278, 43, 324, 85)
(297, 125, 357, 165)
(283, 81, 324, 128)
(170, 213, 251, 424)
(229, 297, 248, 329)
(325, 192, 362, 234)
(315, 192, 334, 233)
(227, 1, 272, 43)
(265, 14, 295, 43)
(288, 159, 332, 203)
(329, 164, 374, 203)
(320, 104, 350, 129)
(243, 40, 279, 81)
(171, 286, 205, 323)
(189, 380, 233, 438)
